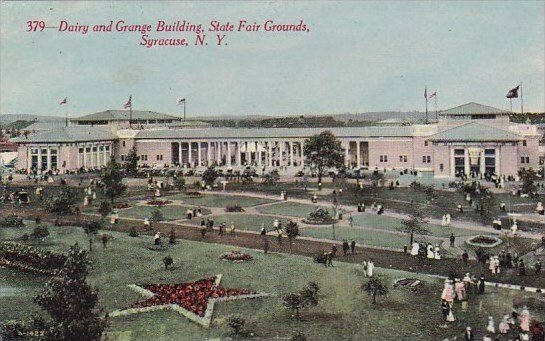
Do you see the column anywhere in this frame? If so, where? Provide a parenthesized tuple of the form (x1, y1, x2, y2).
(300, 141, 305, 168)
(268, 142, 273, 167)
(82, 145, 86, 168)
(279, 141, 284, 166)
(356, 141, 361, 167)
(449, 147, 455, 178)
(46, 148, 52, 171)
(464, 148, 470, 176)
(236, 141, 242, 166)
(178, 142, 182, 166)
(257, 142, 262, 167)
(27, 147, 31, 172)
(479, 148, 486, 176)
(197, 142, 202, 167)
(227, 141, 232, 167)
(206, 142, 211, 166)
(244, 141, 249, 165)
(344, 142, 350, 167)
(289, 141, 294, 166)
(217, 142, 222, 164)
(495, 146, 501, 175)
(188, 142, 193, 166)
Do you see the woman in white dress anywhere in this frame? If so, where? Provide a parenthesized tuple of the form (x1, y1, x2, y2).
(499, 314, 510, 334)
(427, 244, 435, 259)
(519, 306, 530, 332)
(486, 316, 495, 334)
(434, 245, 441, 260)
(366, 259, 374, 277)
(410, 242, 419, 256)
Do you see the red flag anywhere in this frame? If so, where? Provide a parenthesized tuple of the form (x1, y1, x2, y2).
(177, 98, 185, 105)
(60, 98, 67, 105)
(124, 95, 132, 109)
(424, 87, 427, 99)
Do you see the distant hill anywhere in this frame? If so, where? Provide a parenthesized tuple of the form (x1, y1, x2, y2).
(0, 114, 64, 125)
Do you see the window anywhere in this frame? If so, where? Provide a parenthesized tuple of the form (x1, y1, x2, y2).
(521, 156, 530, 164)
(140, 155, 148, 161)
(399, 155, 407, 163)
(156, 155, 163, 161)
(424, 141, 428, 146)
(440, 164, 444, 172)
(122, 141, 126, 147)
(522, 140, 527, 146)
(422, 156, 431, 163)
(121, 155, 125, 161)
(454, 149, 465, 155)
(380, 155, 383, 162)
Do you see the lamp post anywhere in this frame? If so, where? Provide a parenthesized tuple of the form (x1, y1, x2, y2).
(332, 203, 339, 240)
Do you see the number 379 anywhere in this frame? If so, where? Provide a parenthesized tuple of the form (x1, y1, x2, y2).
(27, 21, 45, 32)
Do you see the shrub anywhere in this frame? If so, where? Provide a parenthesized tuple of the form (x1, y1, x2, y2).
(31, 226, 50, 239)
(0, 214, 25, 228)
(162, 256, 173, 269)
(150, 208, 164, 222)
(225, 205, 244, 213)
(98, 201, 112, 217)
(174, 177, 186, 191)
(43, 186, 77, 215)
(227, 315, 245, 335)
(128, 226, 139, 237)
(290, 333, 307, 341)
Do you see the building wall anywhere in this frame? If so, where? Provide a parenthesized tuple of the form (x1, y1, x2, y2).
(367, 139, 414, 170)
(17, 145, 28, 170)
(136, 141, 172, 166)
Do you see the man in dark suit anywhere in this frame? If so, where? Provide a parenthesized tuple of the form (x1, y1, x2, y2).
(464, 326, 474, 340)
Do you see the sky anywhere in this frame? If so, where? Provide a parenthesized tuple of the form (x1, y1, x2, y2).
(1, 1, 544, 119)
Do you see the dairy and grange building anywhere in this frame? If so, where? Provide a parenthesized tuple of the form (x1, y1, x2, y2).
(11, 102, 542, 179)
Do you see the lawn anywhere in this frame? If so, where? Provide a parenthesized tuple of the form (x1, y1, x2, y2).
(256, 202, 335, 218)
(117, 205, 212, 221)
(188, 213, 291, 233)
(1, 226, 543, 341)
(163, 193, 277, 208)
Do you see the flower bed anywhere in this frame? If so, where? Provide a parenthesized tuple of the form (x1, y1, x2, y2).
(465, 235, 502, 248)
(0, 241, 66, 275)
(225, 205, 245, 213)
(146, 200, 173, 206)
(302, 208, 336, 225)
(219, 251, 253, 262)
(185, 191, 202, 197)
(393, 278, 422, 291)
(113, 203, 132, 209)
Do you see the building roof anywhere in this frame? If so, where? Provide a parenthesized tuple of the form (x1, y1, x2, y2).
(438, 102, 511, 116)
(429, 122, 522, 142)
(11, 126, 116, 143)
(24, 121, 67, 132)
(72, 110, 181, 122)
(133, 126, 418, 140)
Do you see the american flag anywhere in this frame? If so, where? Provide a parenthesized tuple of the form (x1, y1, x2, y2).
(124, 95, 132, 109)
(59, 98, 67, 105)
(177, 98, 186, 105)
(429, 92, 437, 99)
(424, 87, 427, 99)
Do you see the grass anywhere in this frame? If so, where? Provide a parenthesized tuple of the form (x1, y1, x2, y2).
(1, 226, 543, 341)
(256, 202, 335, 218)
(117, 205, 212, 221)
(163, 193, 277, 208)
(188, 213, 291, 233)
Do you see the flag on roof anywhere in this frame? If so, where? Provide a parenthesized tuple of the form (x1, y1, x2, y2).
(59, 98, 67, 105)
(506, 85, 519, 99)
(124, 95, 132, 109)
(177, 98, 185, 105)
(424, 87, 427, 99)
(429, 92, 436, 99)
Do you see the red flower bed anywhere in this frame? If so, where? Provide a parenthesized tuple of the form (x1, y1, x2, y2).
(113, 203, 132, 209)
(220, 251, 253, 262)
(129, 276, 256, 317)
(146, 200, 172, 206)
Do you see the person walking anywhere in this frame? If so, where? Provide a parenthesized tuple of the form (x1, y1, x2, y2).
(342, 240, 349, 256)
(462, 250, 469, 265)
(450, 233, 456, 248)
(350, 240, 356, 255)
(478, 274, 486, 294)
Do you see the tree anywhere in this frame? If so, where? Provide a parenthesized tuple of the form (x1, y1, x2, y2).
(227, 315, 245, 335)
(162, 256, 173, 270)
(398, 202, 428, 245)
(97, 201, 112, 218)
(284, 220, 300, 253)
(81, 220, 102, 252)
(361, 276, 389, 305)
(150, 208, 163, 222)
(43, 186, 77, 215)
(31, 226, 50, 240)
(520, 168, 539, 197)
(100, 156, 127, 204)
(303, 131, 344, 185)
(282, 282, 319, 320)
(174, 176, 186, 191)
(124, 145, 139, 175)
(202, 166, 219, 186)
(34, 243, 107, 341)
(262, 169, 280, 186)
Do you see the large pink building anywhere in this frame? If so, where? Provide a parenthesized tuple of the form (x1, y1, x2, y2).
(12, 103, 542, 178)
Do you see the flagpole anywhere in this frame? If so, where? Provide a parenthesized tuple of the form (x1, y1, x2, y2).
(520, 82, 523, 114)
(184, 100, 186, 122)
(130, 95, 133, 129)
(65, 104, 68, 127)
(510, 98, 513, 112)
(434, 95, 438, 121)
(425, 86, 428, 124)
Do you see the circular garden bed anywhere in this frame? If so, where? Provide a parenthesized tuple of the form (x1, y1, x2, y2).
(113, 203, 132, 209)
(147, 200, 173, 206)
(465, 235, 502, 248)
(219, 251, 253, 262)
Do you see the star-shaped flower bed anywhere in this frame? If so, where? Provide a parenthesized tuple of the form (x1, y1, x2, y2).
(110, 274, 269, 327)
